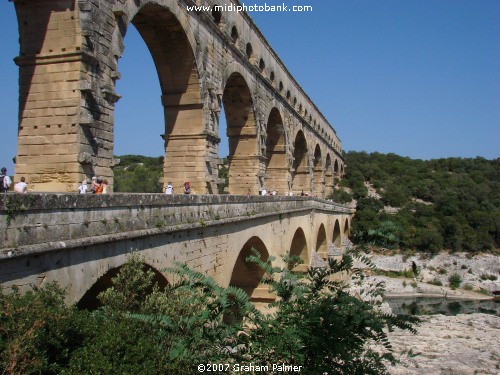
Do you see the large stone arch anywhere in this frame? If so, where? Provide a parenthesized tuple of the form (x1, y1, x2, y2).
(229, 236, 272, 301)
(120, 3, 205, 193)
(312, 144, 323, 196)
(222, 72, 259, 194)
(315, 223, 328, 259)
(265, 107, 288, 194)
(291, 130, 309, 194)
(77, 261, 168, 310)
(289, 227, 309, 272)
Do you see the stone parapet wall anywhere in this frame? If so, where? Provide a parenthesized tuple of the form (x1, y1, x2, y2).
(0, 193, 353, 256)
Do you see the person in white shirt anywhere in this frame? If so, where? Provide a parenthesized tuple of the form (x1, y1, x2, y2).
(165, 182, 173, 195)
(78, 180, 88, 194)
(14, 176, 28, 193)
(261, 188, 267, 196)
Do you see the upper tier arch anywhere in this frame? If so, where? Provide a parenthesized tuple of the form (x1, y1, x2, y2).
(11, 0, 345, 196)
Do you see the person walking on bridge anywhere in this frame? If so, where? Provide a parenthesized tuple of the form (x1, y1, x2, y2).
(165, 182, 173, 195)
(1, 167, 12, 193)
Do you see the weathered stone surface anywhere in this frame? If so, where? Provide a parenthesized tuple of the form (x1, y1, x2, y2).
(0, 193, 354, 305)
(11, 0, 345, 194)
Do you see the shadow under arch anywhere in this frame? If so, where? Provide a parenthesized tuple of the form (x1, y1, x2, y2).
(117, 2, 204, 192)
(333, 219, 342, 248)
(291, 130, 309, 194)
(316, 223, 327, 259)
(77, 262, 169, 310)
(327, 219, 343, 259)
(289, 227, 309, 272)
(324, 154, 333, 196)
(312, 144, 323, 196)
(344, 218, 350, 237)
(222, 72, 259, 194)
(265, 107, 288, 194)
(229, 236, 271, 302)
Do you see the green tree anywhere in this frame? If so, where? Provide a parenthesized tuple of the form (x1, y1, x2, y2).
(412, 228, 443, 254)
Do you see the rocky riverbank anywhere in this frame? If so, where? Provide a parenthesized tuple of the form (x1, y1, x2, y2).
(358, 252, 499, 374)
(364, 252, 499, 297)
(386, 313, 500, 375)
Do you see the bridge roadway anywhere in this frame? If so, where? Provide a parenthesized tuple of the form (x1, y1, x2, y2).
(0, 193, 354, 306)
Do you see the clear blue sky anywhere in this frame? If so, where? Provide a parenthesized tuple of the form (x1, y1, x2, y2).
(1, 0, 499, 174)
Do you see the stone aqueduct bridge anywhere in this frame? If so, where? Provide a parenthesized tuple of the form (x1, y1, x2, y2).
(12, 0, 344, 195)
(0, 194, 354, 305)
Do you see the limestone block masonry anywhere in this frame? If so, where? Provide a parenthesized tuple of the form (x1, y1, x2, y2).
(12, 0, 345, 195)
(0, 193, 353, 304)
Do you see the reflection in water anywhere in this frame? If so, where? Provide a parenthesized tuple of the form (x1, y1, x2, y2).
(387, 297, 499, 316)
(447, 301, 462, 315)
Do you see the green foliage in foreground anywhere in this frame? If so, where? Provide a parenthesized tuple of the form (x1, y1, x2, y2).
(339, 151, 499, 253)
(0, 252, 418, 374)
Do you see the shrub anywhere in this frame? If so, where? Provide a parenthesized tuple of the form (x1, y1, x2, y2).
(480, 274, 497, 281)
(428, 278, 443, 286)
(0, 284, 88, 374)
(448, 273, 462, 290)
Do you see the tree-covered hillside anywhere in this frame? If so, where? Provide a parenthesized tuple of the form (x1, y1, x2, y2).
(113, 155, 163, 193)
(333, 152, 499, 254)
(113, 155, 230, 193)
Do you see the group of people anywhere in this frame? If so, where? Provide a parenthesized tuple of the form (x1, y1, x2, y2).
(1, 167, 27, 193)
(78, 176, 108, 194)
(2, 169, 313, 197)
(164, 181, 191, 195)
(259, 188, 278, 196)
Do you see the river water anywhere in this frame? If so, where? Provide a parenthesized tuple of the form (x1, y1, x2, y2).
(386, 297, 499, 316)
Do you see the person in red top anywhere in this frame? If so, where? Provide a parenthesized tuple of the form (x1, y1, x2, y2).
(94, 178, 104, 194)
